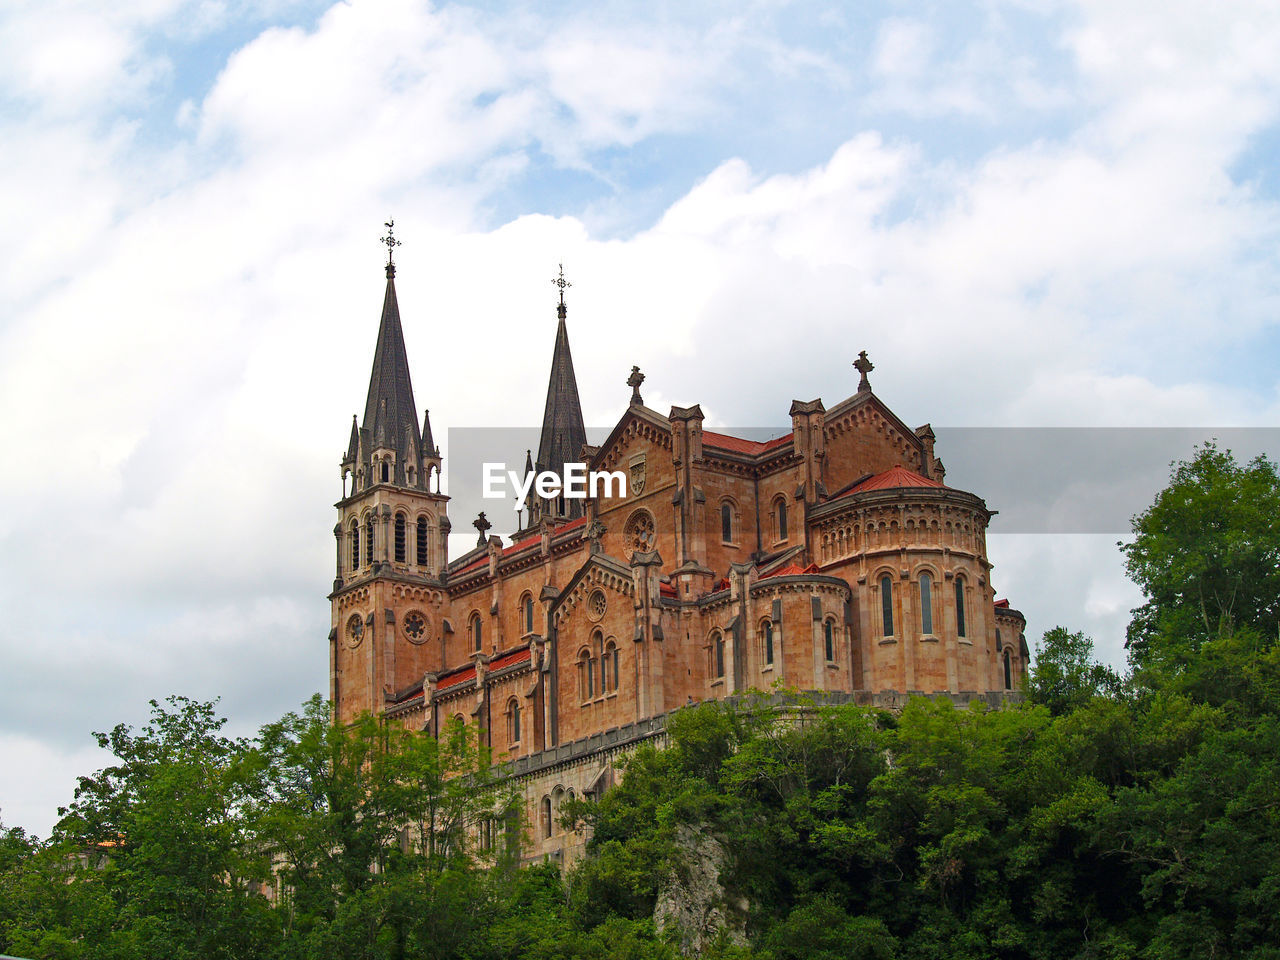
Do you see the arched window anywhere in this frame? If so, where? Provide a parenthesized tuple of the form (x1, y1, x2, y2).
(349, 521, 359, 570)
(880, 575, 894, 636)
(365, 515, 375, 568)
(380, 461, 389, 483)
(763, 620, 774, 666)
(394, 513, 406, 563)
(1003, 651, 1013, 691)
(955, 577, 967, 638)
(824, 619, 835, 662)
(919, 572, 934, 635)
(995, 628, 1003, 652)
(721, 503, 733, 543)
(551, 786, 565, 836)
(713, 631, 725, 678)
(506, 698, 521, 744)
(777, 498, 788, 541)
(470, 613, 482, 652)
(604, 640, 619, 692)
(407, 465, 416, 486)
(522, 593, 535, 634)
(577, 648, 592, 701)
(416, 516, 429, 566)
(540, 796, 552, 839)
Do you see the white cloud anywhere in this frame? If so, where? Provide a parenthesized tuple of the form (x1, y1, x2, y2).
(3, 0, 1280, 836)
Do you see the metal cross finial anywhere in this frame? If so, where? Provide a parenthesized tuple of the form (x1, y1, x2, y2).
(551, 263, 571, 317)
(380, 219, 401, 266)
(854, 350, 875, 393)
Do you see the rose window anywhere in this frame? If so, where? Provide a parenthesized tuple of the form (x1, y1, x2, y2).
(346, 613, 365, 647)
(403, 611, 428, 644)
(624, 509, 656, 553)
(588, 589, 607, 622)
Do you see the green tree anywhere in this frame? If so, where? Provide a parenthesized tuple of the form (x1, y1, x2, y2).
(20, 697, 276, 960)
(1122, 443, 1280, 675)
(244, 698, 511, 960)
(1027, 626, 1123, 715)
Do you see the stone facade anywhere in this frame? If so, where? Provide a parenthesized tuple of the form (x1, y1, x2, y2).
(329, 261, 1030, 861)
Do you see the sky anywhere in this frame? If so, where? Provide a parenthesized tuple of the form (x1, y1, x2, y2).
(2, 0, 1279, 837)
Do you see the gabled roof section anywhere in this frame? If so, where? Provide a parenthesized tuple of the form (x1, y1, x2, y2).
(824, 389, 925, 459)
(590, 403, 672, 471)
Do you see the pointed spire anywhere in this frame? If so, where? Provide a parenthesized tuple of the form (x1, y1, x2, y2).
(536, 270, 588, 519)
(422, 409, 437, 456)
(346, 414, 359, 461)
(359, 223, 422, 485)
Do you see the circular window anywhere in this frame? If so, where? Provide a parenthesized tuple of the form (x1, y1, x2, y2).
(624, 509, 656, 553)
(403, 611, 428, 644)
(346, 613, 365, 648)
(587, 589, 607, 622)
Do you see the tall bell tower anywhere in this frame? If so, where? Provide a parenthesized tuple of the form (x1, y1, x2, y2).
(329, 222, 451, 723)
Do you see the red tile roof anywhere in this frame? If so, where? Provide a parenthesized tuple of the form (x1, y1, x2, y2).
(436, 665, 476, 691)
(490, 647, 532, 672)
(554, 515, 589, 535)
(434, 646, 531, 692)
(844, 465, 944, 494)
(452, 516, 588, 578)
(761, 562, 820, 579)
(659, 581, 677, 598)
(702, 430, 793, 455)
(994, 598, 1010, 608)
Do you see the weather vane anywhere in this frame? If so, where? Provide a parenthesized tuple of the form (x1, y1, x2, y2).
(551, 263, 571, 306)
(380, 219, 401, 266)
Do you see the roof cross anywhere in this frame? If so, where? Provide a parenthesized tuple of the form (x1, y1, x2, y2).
(854, 350, 874, 393)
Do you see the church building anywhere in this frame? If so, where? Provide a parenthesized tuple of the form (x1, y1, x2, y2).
(329, 233, 1029, 859)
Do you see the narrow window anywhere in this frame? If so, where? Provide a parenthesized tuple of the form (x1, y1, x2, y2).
(587, 656, 595, 697)
(365, 516, 374, 567)
(350, 523, 359, 570)
(955, 578, 967, 638)
(523, 594, 535, 634)
(381, 461, 389, 483)
(880, 575, 894, 636)
(1004, 651, 1013, 690)
(920, 572, 933, 635)
(996, 628, 1003, 652)
(713, 632, 725, 678)
(778, 499, 788, 541)
(471, 615, 482, 652)
(394, 513, 406, 563)
(416, 517, 429, 565)
(824, 619, 834, 661)
(721, 503, 732, 543)
(508, 702, 517, 743)
(541, 796, 552, 839)
(763, 621, 774, 665)
(609, 643, 619, 691)
(600, 644, 610, 692)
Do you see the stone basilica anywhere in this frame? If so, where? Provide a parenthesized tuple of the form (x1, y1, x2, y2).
(329, 244, 1029, 860)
